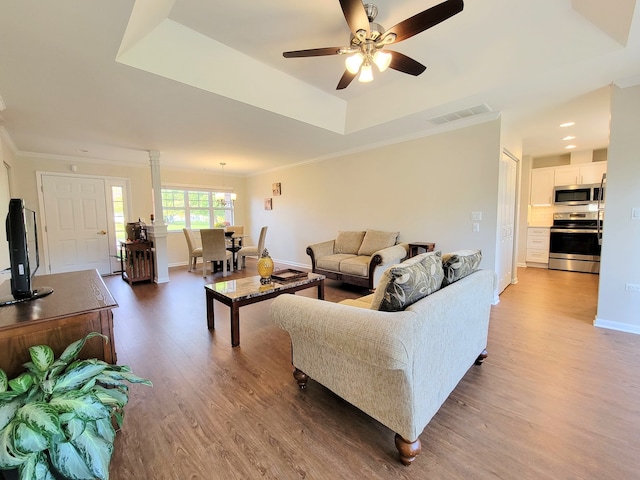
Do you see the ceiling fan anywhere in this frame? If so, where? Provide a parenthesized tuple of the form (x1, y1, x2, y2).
(283, 0, 464, 90)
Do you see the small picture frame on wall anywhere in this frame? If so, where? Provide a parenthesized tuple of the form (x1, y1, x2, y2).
(272, 182, 281, 196)
(264, 198, 273, 210)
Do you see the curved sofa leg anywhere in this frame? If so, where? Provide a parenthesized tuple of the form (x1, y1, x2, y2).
(394, 434, 421, 466)
(293, 368, 308, 390)
(474, 349, 488, 365)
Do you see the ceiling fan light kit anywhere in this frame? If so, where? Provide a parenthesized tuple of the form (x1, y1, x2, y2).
(283, 0, 464, 89)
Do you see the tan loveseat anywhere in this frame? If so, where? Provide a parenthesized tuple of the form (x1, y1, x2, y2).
(306, 230, 408, 290)
(271, 250, 493, 465)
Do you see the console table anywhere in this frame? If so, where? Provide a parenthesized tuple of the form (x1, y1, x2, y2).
(120, 240, 154, 284)
(0, 269, 118, 378)
(408, 242, 436, 257)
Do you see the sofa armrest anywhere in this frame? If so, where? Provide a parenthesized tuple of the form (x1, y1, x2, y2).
(371, 242, 409, 266)
(270, 295, 415, 370)
(306, 240, 335, 266)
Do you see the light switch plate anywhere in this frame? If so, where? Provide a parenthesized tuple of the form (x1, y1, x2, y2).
(471, 211, 482, 221)
(632, 208, 640, 220)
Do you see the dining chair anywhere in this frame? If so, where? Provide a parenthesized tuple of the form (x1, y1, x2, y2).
(201, 228, 233, 277)
(225, 225, 245, 246)
(183, 228, 202, 272)
(237, 226, 268, 269)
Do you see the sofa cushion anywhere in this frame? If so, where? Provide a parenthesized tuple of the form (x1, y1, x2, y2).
(357, 230, 399, 256)
(442, 249, 482, 286)
(339, 255, 371, 277)
(317, 254, 357, 272)
(335, 230, 366, 255)
(370, 251, 444, 312)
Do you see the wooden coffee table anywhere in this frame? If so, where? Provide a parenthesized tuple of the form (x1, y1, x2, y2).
(204, 273, 325, 347)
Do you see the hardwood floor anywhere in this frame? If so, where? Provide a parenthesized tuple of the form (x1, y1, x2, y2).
(100, 263, 640, 479)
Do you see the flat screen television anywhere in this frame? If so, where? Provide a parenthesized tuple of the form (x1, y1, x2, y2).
(1, 198, 52, 305)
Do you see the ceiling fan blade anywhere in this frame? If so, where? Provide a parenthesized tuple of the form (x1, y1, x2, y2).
(283, 47, 344, 58)
(383, 0, 464, 44)
(339, 0, 370, 38)
(387, 50, 427, 76)
(336, 70, 357, 90)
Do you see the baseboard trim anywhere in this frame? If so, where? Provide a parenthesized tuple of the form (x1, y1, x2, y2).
(594, 317, 640, 335)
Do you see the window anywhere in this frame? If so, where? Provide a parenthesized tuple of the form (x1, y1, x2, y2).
(161, 188, 234, 232)
(111, 186, 126, 249)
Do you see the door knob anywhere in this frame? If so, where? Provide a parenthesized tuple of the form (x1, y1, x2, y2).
(97, 230, 107, 235)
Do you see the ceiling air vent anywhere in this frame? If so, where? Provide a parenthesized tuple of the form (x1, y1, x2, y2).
(427, 104, 492, 125)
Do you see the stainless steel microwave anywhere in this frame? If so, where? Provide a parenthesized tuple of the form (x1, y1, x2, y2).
(553, 184, 603, 206)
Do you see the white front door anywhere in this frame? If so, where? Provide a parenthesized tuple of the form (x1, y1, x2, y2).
(42, 175, 111, 274)
(496, 153, 518, 294)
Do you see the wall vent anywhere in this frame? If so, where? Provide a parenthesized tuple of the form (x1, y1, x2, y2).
(427, 104, 492, 125)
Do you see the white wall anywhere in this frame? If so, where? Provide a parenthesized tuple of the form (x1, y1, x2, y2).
(0, 134, 14, 271)
(596, 84, 640, 334)
(246, 119, 502, 273)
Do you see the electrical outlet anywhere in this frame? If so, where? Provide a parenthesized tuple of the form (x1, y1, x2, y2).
(625, 283, 640, 292)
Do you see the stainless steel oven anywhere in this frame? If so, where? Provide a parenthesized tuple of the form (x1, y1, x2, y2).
(549, 212, 602, 273)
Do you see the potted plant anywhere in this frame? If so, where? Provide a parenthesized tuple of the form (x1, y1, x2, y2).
(0, 332, 151, 480)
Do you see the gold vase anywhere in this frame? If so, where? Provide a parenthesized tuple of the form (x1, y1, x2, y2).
(257, 248, 274, 284)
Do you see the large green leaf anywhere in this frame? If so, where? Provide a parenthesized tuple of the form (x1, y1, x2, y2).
(59, 333, 108, 364)
(8, 374, 34, 395)
(15, 403, 63, 440)
(62, 417, 86, 442)
(50, 440, 96, 480)
(18, 451, 56, 480)
(91, 385, 128, 410)
(0, 422, 29, 469)
(14, 421, 49, 454)
(71, 421, 113, 480)
(49, 392, 110, 421)
(0, 369, 7, 392)
(94, 417, 115, 444)
(0, 395, 25, 432)
(29, 345, 55, 372)
(51, 362, 109, 395)
(99, 369, 153, 386)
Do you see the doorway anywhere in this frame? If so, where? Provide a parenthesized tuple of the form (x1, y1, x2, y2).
(496, 150, 519, 294)
(38, 173, 130, 275)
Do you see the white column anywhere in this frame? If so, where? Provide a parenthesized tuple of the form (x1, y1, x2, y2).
(147, 150, 170, 283)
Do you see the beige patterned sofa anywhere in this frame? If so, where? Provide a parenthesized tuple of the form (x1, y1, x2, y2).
(306, 230, 409, 290)
(270, 250, 493, 465)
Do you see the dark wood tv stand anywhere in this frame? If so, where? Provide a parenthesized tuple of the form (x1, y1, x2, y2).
(0, 269, 118, 378)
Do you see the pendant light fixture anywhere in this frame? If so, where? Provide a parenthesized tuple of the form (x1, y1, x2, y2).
(215, 162, 236, 207)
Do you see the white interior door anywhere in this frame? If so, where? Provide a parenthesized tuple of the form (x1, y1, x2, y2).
(42, 175, 111, 274)
(496, 153, 518, 294)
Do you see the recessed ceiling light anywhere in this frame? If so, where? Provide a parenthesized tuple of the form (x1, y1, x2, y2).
(565, 144, 576, 149)
(562, 135, 576, 141)
(560, 122, 575, 128)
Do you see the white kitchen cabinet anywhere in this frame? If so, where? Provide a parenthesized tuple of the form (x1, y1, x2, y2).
(526, 227, 550, 266)
(579, 162, 607, 184)
(530, 168, 555, 205)
(554, 166, 580, 186)
(553, 162, 607, 186)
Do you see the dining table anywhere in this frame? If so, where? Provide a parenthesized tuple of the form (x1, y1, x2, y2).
(226, 234, 248, 269)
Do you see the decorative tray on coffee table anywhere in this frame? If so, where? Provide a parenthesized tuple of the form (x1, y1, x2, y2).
(271, 269, 308, 282)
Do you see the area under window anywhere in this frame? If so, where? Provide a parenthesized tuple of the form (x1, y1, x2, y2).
(161, 188, 234, 232)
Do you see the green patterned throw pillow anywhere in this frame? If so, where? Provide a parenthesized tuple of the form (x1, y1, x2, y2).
(441, 249, 482, 286)
(371, 251, 444, 312)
